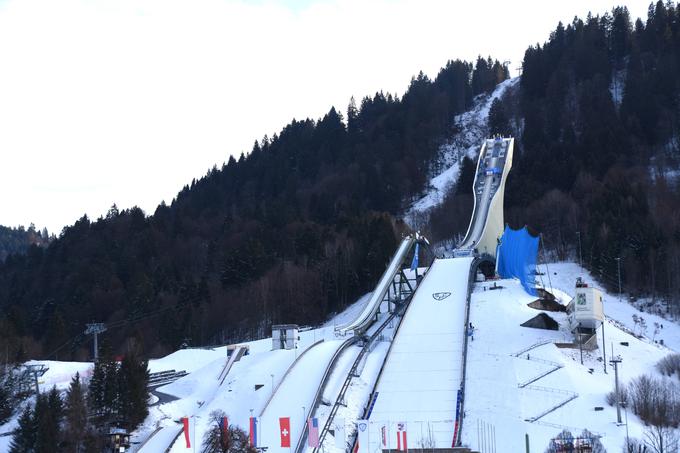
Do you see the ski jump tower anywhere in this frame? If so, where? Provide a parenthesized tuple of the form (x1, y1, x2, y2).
(458, 137, 514, 258)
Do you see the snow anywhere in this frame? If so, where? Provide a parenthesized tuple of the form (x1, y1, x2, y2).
(464, 262, 679, 452)
(405, 77, 519, 226)
(4, 260, 680, 453)
(366, 257, 473, 450)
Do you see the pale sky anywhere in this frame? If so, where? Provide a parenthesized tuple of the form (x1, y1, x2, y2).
(0, 0, 650, 234)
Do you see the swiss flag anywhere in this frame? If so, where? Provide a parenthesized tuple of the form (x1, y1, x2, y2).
(396, 422, 407, 451)
(279, 417, 291, 448)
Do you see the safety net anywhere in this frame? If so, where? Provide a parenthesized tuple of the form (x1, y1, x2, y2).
(497, 225, 539, 295)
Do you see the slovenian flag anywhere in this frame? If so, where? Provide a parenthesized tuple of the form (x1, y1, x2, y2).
(307, 417, 320, 447)
(249, 417, 258, 447)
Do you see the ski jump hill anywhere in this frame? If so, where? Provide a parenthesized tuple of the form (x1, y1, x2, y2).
(352, 137, 514, 451)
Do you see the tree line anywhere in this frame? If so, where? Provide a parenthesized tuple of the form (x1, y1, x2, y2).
(0, 54, 507, 360)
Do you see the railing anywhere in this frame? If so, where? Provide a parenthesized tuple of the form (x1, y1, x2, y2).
(294, 336, 359, 453)
(319, 297, 413, 453)
(455, 257, 482, 446)
(259, 340, 324, 417)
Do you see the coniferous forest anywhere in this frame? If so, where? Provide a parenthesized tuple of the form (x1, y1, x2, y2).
(1, 2, 680, 366)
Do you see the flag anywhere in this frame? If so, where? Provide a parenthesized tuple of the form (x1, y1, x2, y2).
(220, 416, 229, 448)
(334, 418, 346, 449)
(356, 420, 369, 453)
(307, 417, 320, 447)
(181, 417, 192, 448)
(280, 417, 291, 448)
(396, 422, 407, 451)
(249, 416, 258, 447)
(410, 243, 420, 271)
(381, 425, 387, 448)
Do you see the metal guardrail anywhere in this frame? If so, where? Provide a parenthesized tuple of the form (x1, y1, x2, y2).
(336, 236, 416, 335)
(455, 257, 481, 447)
(294, 336, 359, 453)
(511, 340, 552, 357)
(259, 340, 324, 417)
(317, 297, 413, 453)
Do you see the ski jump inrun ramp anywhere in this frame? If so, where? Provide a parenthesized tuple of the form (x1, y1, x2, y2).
(356, 137, 514, 450)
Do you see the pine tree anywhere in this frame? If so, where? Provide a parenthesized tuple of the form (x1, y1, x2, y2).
(9, 406, 35, 453)
(64, 373, 88, 453)
(0, 368, 13, 424)
(118, 349, 149, 430)
(34, 389, 62, 453)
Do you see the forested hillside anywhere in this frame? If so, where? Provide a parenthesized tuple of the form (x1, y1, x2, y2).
(453, 2, 680, 312)
(0, 224, 51, 263)
(0, 58, 508, 360)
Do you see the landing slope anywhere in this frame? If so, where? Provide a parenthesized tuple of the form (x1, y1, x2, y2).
(367, 257, 473, 449)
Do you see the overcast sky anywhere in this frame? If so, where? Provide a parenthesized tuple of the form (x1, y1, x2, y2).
(0, 0, 650, 234)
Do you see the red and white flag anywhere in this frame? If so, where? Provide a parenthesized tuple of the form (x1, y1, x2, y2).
(181, 416, 194, 448)
(280, 417, 291, 448)
(396, 422, 408, 451)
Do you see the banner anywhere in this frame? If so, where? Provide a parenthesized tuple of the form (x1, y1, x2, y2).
(249, 416, 258, 447)
(356, 420, 369, 453)
(181, 417, 192, 448)
(396, 422, 407, 451)
(410, 243, 420, 271)
(220, 416, 229, 448)
(280, 417, 291, 448)
(307, 417, 320, 447)
(334, 418, 346, 449)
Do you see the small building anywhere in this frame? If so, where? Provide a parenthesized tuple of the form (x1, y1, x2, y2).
(567, 278, 604, 346)
(107, 427, 130, 452)
(272, 324, 299, 350)
(567, 277, 604, 330)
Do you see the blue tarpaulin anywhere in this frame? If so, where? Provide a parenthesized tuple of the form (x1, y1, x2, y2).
(497, 225, 539, 296)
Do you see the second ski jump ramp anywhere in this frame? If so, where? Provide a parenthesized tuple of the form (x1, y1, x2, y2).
(365, 256, 473, 450)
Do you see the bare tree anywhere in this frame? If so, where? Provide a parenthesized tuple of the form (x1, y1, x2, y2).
(643, 425, 679, 453)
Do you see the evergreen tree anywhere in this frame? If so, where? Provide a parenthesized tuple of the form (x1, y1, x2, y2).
(118, 349, 149, 430)
(34, 389, 62, 453)
(9, 406, 35, 453)
(488, 98, 512, 136)
(64, 373, 88, 453)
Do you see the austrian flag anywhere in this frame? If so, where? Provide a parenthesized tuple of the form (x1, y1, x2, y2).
(280, 417, 291, 448)
(396, 422, 407, 451)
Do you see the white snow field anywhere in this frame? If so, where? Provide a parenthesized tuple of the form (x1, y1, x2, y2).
(464, 263, 676, 453)
(3, 260, 680, 453)
(365, 257, 473, 451)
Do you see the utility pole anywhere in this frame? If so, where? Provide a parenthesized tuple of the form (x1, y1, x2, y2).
(576, 231, 582, 267)
(616, 257, 622, 301)
(610, 356, 623, 424)
(85, 323, 107, 361)
(578, 322, 583, 365)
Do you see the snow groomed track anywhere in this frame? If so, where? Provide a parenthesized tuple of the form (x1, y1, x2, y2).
(364, 257, 474, 450)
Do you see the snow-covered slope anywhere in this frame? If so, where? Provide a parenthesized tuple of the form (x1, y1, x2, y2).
(367, 257, 472, 450)
(464, 262, 675, 452)
(405, 77, 519, 226)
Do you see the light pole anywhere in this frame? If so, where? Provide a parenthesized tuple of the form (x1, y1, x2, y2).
(621, 400, 630, 447)
(616, 257, 622, 301)
(610, 356, 623, 424)
(576, 231, 582, 267)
